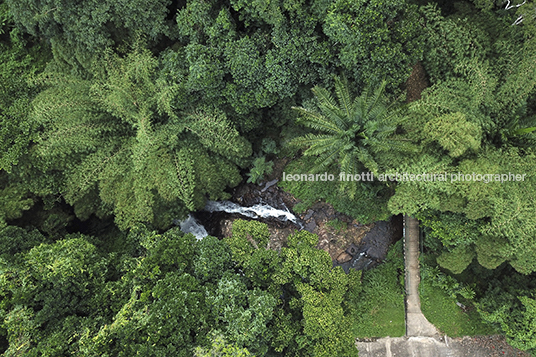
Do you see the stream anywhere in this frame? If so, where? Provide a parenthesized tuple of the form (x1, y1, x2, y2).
(175, 180, 402, 272)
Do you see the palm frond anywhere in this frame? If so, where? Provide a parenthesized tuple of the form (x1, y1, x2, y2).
(185, 108, 251, 158)
(338, 152, 361, 198)
(356, 146, 379, 174)
(289, 133, 334, 148)
(334, 76, 353, 121)
(365, 80, 388, 119)
(292, 107, 343, 134)
(313, 146, 344, 172)
(291, 78, 406, 176)
(352, 95, 368, 126)
(311, 86, 339, 111)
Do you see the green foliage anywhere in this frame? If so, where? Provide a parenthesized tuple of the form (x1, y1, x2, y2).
(84, 271, 209, 357)
(475, 269, 536, 352)
(171, 0, 340, 131)
(261, 138, 278, 155)
(4, 0, 536, 352)
(0, 30, 50, 172)
(326, 218, 347, 233)
(194, 334, 253, 357)
(389, 144, 536, 274)
(132, 226, 198, 275)
(418, 211, 483, 248)
(226, 220, 280, 289)
(420, 261, 495, 337)
(208, 273, 277, 355)
(6, 0, 174, 73)
(416, 4, 536, 149)
(227, 220, 357, 356)
(226, 220, 271, 264)
(474, 235, 511, 270)
(350, 240, 406, 338)
(420, 3, 495, 84)
(290, 77, 416, 198)
(275, 230, 357, 356)
(420, 261, 476, 301)
(0, 235, 111, 355)
(0, 1, 9, 35)
(436, 245, 476, 275)
(279, 156, 391, 224)
(31, 47, 250, 230)
(424, 112, 482, 157)
(324, 0, 425, 91)
(15, 227, 208, 357)
(246, 157, 274, 184)
(168, 0, 426, 134)
(194, 235, 233, 283)
(0, 225, 48, 258)
(0, 175, 34, 229)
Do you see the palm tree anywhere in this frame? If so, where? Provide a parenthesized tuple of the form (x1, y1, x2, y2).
(290, 77, 415, 197)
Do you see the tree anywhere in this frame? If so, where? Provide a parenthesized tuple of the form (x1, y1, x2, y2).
(0, 7, 50, 173)
(0, 225, 48, 258)
(226, 219, 281, 289)
(436, 245, 476, 274)
(207, 273, 277, 355)
(170, 0, 340, 132)
(194, 334, 252, 357)
(272, 230, 357, 357)
(290, 76, 416, 198)
(323, 0, 425, 91)
(0, 3, 51, 228)
(0, 236, 109, 355)
(224, 220, 358, 356)
(418, 3, 536, 148)
(194, 235, 233, 284)
(76, 228, 209, 356)
(6, 0, 175, 74)
(475, 270, 536, 352)
(31, 47, 251, 230)
(388, 5, 536, 273)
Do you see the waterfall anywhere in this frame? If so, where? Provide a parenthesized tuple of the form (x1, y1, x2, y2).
(176, 200, 299, 240)
(204, 200, 298, 223)
(176, 214, 208, 240)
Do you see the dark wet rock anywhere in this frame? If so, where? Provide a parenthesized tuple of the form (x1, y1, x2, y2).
(359, 214, 403, 261)
(304, 221, 317, 233)
(333, 215, 403, 272)
(267, 225, 297, 252)
(193, 211, 230, 237)
(219, 218, 235, 238)
(261, 179, 279, 192)
(303, 210, 314, 221)
(313, 210, 327, 222)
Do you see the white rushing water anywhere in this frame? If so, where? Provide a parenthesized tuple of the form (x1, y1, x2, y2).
(177, 214, 208, 240)
(176, 201, 299, 240)
(204, 200, 298, 223)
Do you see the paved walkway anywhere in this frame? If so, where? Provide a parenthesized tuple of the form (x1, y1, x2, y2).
(403, 215, 438, 337)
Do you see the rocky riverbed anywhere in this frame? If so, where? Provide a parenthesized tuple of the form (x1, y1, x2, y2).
(194, 170, 402, 272)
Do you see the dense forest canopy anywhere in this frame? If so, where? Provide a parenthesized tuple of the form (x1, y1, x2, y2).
(1, 0, 536, 355)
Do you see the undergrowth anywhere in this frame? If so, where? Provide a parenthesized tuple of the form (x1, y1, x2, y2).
(279, 156, 391, 224)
